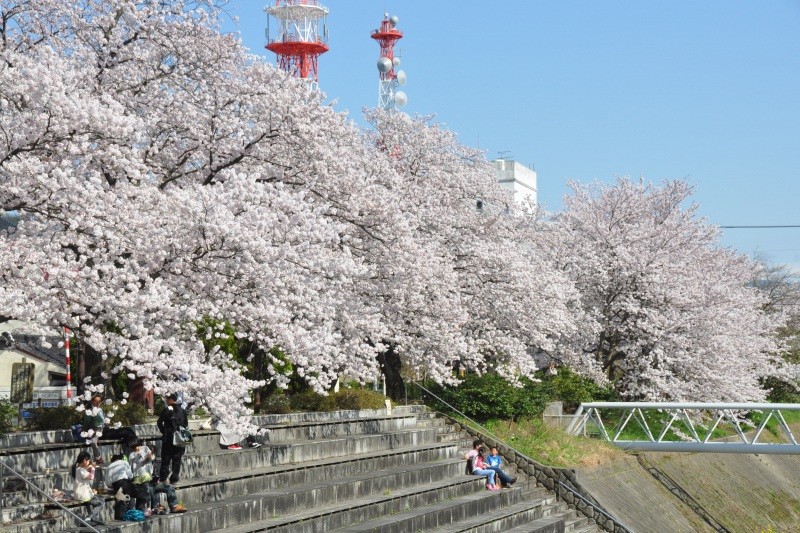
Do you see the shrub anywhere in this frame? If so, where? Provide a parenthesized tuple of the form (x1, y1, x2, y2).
(547, 367, 617, 413)
(26, 405, 81, 431)
(422, 369, 614, 422)
(261, 395, 292, 414)
(320, 389, 386, 411)
(763, 376, 800, 404)
(289, 391, 324, 412)
(110, 402, 149, 426)
(0, 400, 16, 436)
(424, 373, 545, 422)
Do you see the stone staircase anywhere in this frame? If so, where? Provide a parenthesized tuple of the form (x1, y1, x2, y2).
(0, 405, 599, 533)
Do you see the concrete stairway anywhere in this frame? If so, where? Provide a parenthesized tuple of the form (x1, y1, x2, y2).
(0, 405, 598, 533)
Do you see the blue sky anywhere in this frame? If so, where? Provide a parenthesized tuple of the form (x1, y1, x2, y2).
(221, 1, 800, 270)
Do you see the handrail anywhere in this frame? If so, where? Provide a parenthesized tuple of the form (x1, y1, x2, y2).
(567, 402, 800, 453)
(409, 380, 633, 533)
(0, 459, 100, 532)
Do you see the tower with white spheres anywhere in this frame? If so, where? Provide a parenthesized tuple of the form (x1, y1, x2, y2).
(371, 13, 408, 110)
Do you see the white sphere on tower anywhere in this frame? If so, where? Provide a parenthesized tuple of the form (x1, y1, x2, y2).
(377, 57, 392, 72)
(394, 91, 408, 107)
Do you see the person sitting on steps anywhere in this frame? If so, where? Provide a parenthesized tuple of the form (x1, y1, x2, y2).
(464, 440, 499, 490)
(106, 453, 136, 521)
(71, 452, 105, 526)
(464, 439, 481, 472)
(486, 446, 517, 487)
(474, 447, 501, 491)
(199, 416, 262, 450)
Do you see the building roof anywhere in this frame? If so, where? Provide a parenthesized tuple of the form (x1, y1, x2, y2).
(0, 217, 16, 233)
(14, 334, 68, 370)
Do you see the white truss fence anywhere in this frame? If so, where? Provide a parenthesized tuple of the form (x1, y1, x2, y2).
(566, 402, 800, 454)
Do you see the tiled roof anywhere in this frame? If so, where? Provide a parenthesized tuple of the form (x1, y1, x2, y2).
(15, 335, 68, 369)
(0, 217, 16, 232)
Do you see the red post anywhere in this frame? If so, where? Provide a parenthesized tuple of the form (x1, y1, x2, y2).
(64, 327, 72, 405)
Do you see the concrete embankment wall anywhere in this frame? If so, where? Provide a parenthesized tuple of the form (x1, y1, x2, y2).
(577, 451, 800, 532)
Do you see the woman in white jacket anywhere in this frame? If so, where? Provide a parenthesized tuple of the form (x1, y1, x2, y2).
(71, 452, 105, 526)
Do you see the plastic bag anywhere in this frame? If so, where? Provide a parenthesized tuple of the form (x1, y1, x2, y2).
(173, 426, 193, 447)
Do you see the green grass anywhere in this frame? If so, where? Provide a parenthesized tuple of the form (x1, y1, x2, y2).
(457, 416, 624, 468)
(447, 407, 800, 469)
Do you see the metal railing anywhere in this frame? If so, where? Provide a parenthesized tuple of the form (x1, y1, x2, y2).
(0, 459, 100, 532)
(408, 380, 632, 533)
(567, 402, 800, 453)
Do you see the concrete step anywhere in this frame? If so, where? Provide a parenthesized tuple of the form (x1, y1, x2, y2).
(426, 489, 556, 533)
(174, 442, 460, 505)
(0, 514, 60, 533)
(570, 525, 601, 533)
(333, 487, 530, 532)
(207, 477, 493, 533)
(258, 414, 420, 443)
(0, 489, 27, 508)
(0, 415, 433, 475)
(499, 515, 566, 533)
(1, 501, 46, 523)
(0, 406, 428, 449)
(6, 426, 453, 511)
(560, 508, 591, 532)
(60, 476, 492, 532)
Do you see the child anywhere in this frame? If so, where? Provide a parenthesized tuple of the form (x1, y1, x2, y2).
(71, 452, 105, 526)
(473, 447, 500, 491)
(129, 439, 156, 513)
(106, 453, 134, 520)
(486, 446, 517, 487)
(486, 447, 502, 468)
(128, 439, 187, 514)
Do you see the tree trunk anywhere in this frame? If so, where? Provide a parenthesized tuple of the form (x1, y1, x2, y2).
(377, 344, 404, 401)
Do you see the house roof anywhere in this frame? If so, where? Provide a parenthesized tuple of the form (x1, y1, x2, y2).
(0, 217, 17, 233)
(14, 335, 68, 370)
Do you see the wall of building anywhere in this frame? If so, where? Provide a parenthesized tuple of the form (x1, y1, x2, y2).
(493, 159, 538, 207)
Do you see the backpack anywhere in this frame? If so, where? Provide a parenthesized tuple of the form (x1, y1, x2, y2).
(123, 509, 146, 521)
(71, 424, 84, 442)
(465, 456, 473, 475)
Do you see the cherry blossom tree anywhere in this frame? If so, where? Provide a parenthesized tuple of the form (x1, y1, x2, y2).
(1, 0, 577, 429)
(752, 259, 800, 401)
(544, 178, 786, 401)
(0, 0, 406, 431)
(364, 110, 582, 393)
(4, 0, 784, 429)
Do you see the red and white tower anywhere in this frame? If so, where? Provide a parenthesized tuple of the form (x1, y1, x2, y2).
(371, 13, 408, 110)
(265, 1, 329, 91)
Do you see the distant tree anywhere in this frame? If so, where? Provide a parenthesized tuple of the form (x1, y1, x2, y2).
(543, 178, 787, 401)
(752, 259, 800, 401)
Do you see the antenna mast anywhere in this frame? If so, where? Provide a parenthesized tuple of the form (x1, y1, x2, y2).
(265, 0, 329, 91)
(371, 13, 408, 110)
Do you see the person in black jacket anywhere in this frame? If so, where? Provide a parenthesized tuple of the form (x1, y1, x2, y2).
(156, 393, 187, 484)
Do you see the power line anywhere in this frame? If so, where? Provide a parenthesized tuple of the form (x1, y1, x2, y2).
(720, 225, 800, 229)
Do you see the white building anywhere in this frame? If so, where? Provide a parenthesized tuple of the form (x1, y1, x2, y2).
(0, 321, 69, 404)
(493, 159, 537, 207)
